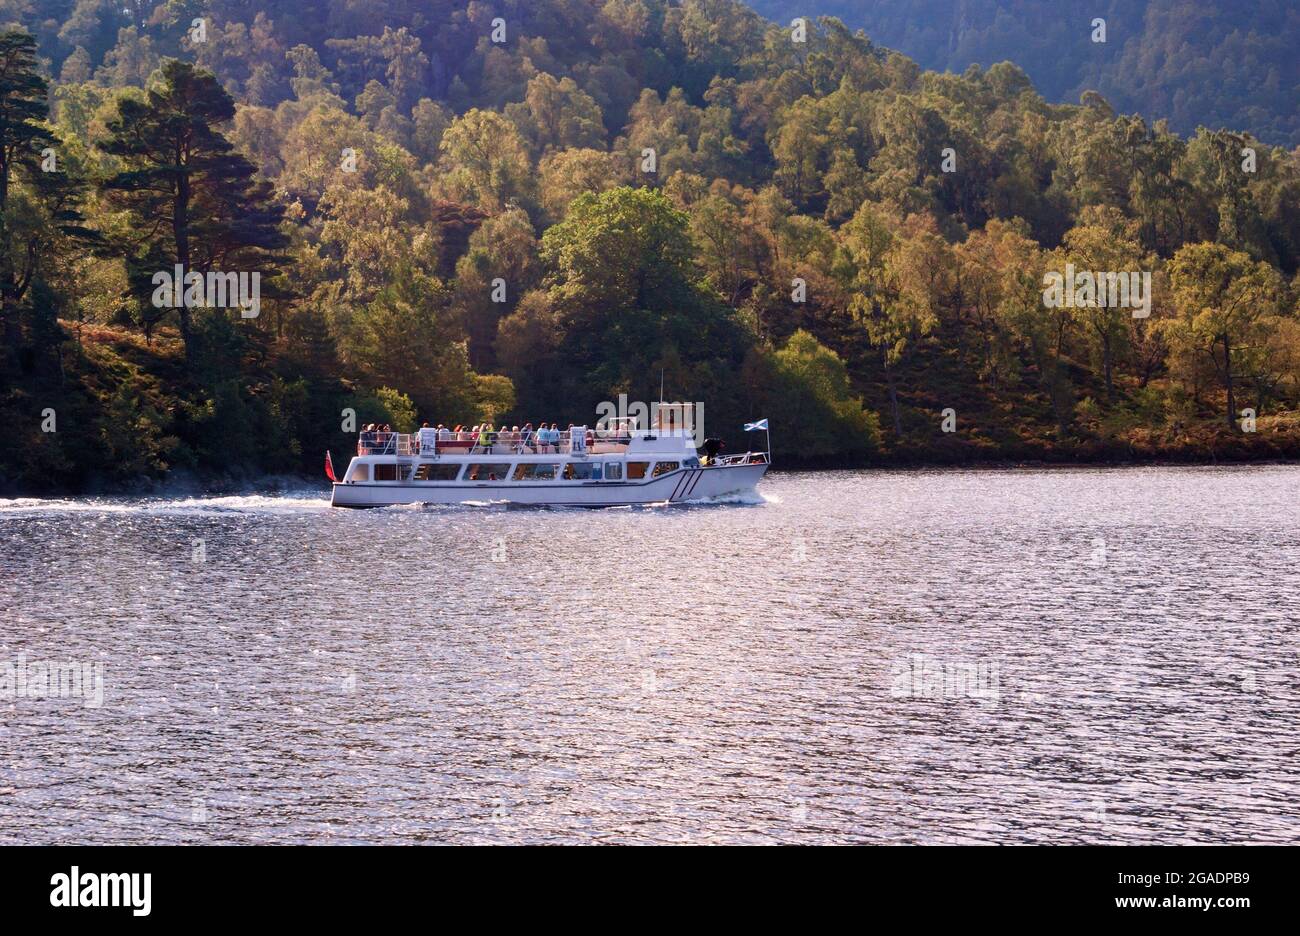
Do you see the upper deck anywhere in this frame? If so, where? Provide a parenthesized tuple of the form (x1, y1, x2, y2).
(358, 411, 702, 461)
(358, 427, 700, 459)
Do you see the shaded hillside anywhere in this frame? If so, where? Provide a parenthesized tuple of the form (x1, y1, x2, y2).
(746, 0, 1300, 147)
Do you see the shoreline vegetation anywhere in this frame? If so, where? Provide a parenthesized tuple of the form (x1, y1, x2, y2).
(2, 2, 1299, 497)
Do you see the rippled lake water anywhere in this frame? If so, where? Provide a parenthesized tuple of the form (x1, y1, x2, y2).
(1, 467, 1296, 844)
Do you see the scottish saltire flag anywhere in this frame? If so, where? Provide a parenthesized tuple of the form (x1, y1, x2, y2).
(744, 419, 769, 431)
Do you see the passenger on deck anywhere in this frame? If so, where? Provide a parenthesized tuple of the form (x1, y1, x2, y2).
(520, 422, 535, 452)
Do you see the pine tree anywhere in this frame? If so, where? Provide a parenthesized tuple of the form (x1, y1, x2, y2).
(98, 58, 288, 360)
(0, 31, 75, 354)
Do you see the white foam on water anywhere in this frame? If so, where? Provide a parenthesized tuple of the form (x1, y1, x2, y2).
(680, 489, 771, 507)
(0, 492, 330, 516)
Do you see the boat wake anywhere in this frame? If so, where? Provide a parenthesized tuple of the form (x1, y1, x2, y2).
(679, 489, 774, 507)
(0, 492, 330, 516)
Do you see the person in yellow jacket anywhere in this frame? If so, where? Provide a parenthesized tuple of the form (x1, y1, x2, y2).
(477, 423, 494, 453)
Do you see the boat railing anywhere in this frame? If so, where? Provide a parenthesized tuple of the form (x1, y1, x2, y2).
(712, 451, 770, 466)
(356, 432, 415, 456)
(355, 429, 759, 461)
(358, 429, 644, 457)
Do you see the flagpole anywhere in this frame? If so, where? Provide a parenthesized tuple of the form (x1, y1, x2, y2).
(742, 420, 771, 463)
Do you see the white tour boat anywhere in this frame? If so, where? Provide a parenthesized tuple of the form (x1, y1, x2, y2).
(329, 405, 770, 508)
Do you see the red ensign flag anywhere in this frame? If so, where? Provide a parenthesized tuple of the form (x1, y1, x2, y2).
(325, 450, 337, 482)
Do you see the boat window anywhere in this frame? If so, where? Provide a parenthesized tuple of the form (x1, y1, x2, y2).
(652, 461, 680, 477)
(513, 463, 560, 481)
(467, 463, 513, 481)
(626, 461, 649, 480)
(563, 462, 601, 480)
(424, 463, 462, 481)
(604, 462, 622, 480)
(349, 463, 370, 482)
(374, 463, 400, 481)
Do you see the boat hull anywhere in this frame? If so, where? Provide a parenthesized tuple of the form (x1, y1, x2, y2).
(330, 463, 768, 508)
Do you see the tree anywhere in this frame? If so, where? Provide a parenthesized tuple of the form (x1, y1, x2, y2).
(541, 186, 696, 316)
(325, 27, 428, 112)
(97, 59, 288, 359)
(436, 108, 534, 212)
(0, 30, 91, 354)
(758, 329, 879, 459)
(537, 147, 625, 222)
(770, 96, 829, 210)
(409, 98, 452, 165)
(453, 206, 538, 369)
(315, 181, 433, 307)
(536, 185, 751, 413)
(505, 73, 605, 154)
(688, 190, 762, 306)
(339, 262, 495, 421)
(955, 219, 1043, 388)
(837, 202, 933, 436)
(1056, 205, 1149, 399)
(1167, 242, 1282, 429)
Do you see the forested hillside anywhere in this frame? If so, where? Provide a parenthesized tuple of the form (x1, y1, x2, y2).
(2, 1, 1299, 493)
(747, 0, 1300, 148)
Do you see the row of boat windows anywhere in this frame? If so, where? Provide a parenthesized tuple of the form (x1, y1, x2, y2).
(362, 460, 690, 483)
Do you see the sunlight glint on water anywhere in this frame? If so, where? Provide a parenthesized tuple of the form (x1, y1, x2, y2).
(0, 466, 1296, 844)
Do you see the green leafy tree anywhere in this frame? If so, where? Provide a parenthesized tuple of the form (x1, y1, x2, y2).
(542, 185, 698, 315)
(757, 329, 879, 459)
(537, 147, 625, 222)
(505, 73, 605, 154)
(1167, 242, 1283, 430)
(536, 185, 749, 413)
(1055, 206, 1150, 398)
(436, 108, 535, 212)
(453, 206, 538, 369)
